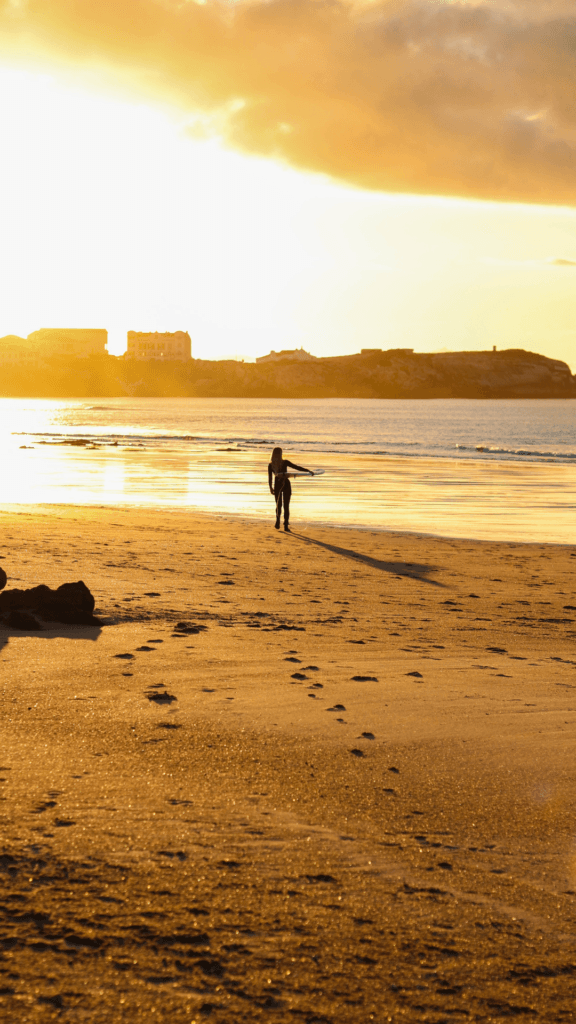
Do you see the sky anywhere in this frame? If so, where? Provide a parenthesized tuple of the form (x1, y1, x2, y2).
(0, 0, 575, 368)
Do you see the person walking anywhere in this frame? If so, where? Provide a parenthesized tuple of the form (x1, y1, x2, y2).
(268, 447, 313, 532)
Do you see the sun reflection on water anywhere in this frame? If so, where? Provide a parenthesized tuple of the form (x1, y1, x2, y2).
(1, 399, 575, 543)
(1, 439, 574, 544)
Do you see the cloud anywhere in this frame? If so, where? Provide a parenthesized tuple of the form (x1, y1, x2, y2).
(549, 257, 576, 266)
(1, 0, 576, 205)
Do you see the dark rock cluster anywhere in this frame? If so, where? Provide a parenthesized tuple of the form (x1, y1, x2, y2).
(0, 576, 101, 631)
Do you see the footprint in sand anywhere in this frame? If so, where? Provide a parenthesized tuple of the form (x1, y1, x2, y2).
(32, 799, 58, 814)
(310, 682, 323, 689)
(147, 691, 177, 704)
(351, 675, 378, 682)
(350, 749, 365, 758)
(406, 671, 423, 678)
(284, 657, 301, 663)
(114, 653, 135, 660)
(136, 646, 156, 652)
(304, 665, 320, 671)
(327, 703, 346, 712)
(291, 672, 308, 680)
(360, 732, 375, 740)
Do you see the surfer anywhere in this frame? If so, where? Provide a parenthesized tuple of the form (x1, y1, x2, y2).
(268, 447, 314, 532)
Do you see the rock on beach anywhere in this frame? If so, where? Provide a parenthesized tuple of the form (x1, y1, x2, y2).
(0, 580, 100, 628)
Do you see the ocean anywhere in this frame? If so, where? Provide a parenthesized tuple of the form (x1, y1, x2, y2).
(2, 397, 575, 543)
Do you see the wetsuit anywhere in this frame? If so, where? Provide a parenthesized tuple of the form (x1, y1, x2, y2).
(268, 459, 310, 528)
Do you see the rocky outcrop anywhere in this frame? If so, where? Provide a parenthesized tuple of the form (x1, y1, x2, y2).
(190, 348, 576, 399)
(1, 347, 574, 398)
(0, 581, 101, 630)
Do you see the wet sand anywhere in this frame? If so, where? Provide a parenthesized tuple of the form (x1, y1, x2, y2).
(6, 442, 576, 543)
(1, 504, 576, 1022)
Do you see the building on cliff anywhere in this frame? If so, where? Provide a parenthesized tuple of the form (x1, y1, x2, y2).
(256, 347, 317, 363)
(27, 329, 108, 357)
(125, 331, 191, 361)
(0, 335, 34, 366)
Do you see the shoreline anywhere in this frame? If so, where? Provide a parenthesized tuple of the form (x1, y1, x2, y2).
(3, 496, 576, 548)
(2, 504, 576, 1020)
(5, 397, 576, 543)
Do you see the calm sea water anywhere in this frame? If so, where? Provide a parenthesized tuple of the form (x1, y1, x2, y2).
(2, 397, 575, 543)
(4, 396, 576, 461)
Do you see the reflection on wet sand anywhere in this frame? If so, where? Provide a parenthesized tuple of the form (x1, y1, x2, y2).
(3, 443, 576, 543)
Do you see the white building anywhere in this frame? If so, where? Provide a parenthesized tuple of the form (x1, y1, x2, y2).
(27, 329, 108, 357)
(125, 331, 191, 361)
(0, 335, 34, 366)
(256, 347, 317, 364)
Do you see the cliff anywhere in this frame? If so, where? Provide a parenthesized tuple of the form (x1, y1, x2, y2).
(191, 348, 576, 399)
(0, 348, 574, 399)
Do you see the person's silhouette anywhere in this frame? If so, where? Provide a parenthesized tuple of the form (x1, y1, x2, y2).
(268, 447, 313, 532)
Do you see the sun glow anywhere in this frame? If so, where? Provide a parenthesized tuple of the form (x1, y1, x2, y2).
(0, 67, 334, 358)
(0, 66, 576, 368)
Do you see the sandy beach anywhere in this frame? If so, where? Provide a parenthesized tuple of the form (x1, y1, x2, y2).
(2, 504, 576, 1022)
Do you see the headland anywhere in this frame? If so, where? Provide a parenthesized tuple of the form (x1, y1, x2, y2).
(1, 347, 574, 398)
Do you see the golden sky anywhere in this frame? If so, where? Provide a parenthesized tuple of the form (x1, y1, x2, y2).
(0, 0, 575, 366)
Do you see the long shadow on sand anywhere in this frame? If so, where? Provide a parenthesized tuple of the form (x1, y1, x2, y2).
(290, 533, 445, 587)
(0, 624, 102, 653)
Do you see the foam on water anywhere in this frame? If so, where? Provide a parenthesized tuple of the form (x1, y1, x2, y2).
(3, 395, 576, 462)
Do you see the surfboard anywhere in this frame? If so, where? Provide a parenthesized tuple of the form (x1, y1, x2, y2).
(286, 468, 325, 478)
